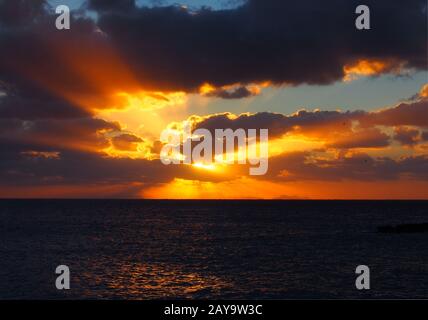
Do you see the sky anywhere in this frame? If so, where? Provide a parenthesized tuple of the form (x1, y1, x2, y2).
(0, 0, 427, 199)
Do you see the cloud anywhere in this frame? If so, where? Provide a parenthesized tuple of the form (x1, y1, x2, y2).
(267, 152, 428, 182)
(361, 99, 428, 128)
(1, 86, 427, 195)
(0, 143, 241, 188)
(0, 0, 46, 27)
(193, 99, 428, 142)
(90, 0, 426, 91)
(111, 133, 143, 151)
(1, 0, 426, 103)
(0, 106, 427, 196)
(326, 128, 390, 149)
(393, 126, 421, 146)
(21, 150, 60, 160)
(88, 0, 136, 12)
(420, 84, 428, 98)
(201, 84, 260, 99)
(193, 109, 358, 141)
(343, 59, 406, 82)
(194, 112, 293, 138)
(0, 0, 427, 198)
(0, 117, 121, 152)
(0, 94, 90, 120)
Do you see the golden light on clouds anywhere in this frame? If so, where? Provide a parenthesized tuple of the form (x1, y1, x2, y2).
(96, 91, 189, 144)
(113, 91, 187, 112)
(199, 83, 216, 95)
(199, 82, 268, 97)
(268, 135, 323, 157)
(343, 59, 401, 81)
(102, 139, 152, 159)
(419, 83, 428, 98)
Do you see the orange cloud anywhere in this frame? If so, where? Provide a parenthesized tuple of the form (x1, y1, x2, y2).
(6, 29, 187, 116)
(326, 128, 390, 149)
(419, 83, 428, 98)
(343, 59, 405, 81)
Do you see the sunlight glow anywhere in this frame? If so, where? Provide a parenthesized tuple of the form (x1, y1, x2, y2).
(192, 162, 217, 171)
(114, 91, 187, 111)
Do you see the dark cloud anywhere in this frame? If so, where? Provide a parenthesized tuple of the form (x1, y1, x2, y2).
(194, 100, 428, 140)
(91, 0, 427, 91)
(326, 128, 390, 149)
(0, 144, 238, 188)
(0, 0, 426, 106)
(361, 100, 428, 128)
(0, 117, 120, 151)
(393, 127, 420, 146)
(0, 0, 46, 27)
(0, 0, 425, 127)
(266, 152, 428, 182)
(150, 140, 164, 155)
(0, 94, 90, 120)
(0, 147, 167, 187)
(111, 133, 143, 151)
(204, 85, 258, 99)
(87, 0, 136, 12)
(0, 0, 103, 123)
(195, 112, 293, 138)
(197, 109, 356, 139)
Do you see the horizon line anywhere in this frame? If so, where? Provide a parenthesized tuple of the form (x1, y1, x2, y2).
(1, 198, 428, 201)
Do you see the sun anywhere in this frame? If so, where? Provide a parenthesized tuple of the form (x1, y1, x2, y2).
(192, 162, 217, 171)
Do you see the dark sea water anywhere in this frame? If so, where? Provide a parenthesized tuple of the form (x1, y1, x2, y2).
(0, 200, 427, 299)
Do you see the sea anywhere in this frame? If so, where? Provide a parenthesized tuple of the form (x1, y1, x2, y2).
(0, 200, 427, 299)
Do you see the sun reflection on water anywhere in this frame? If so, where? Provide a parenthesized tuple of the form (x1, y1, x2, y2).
(78, 261, 233, 299)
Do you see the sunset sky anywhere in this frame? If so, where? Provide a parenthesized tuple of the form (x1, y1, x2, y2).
(0, 0, 427, 199)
